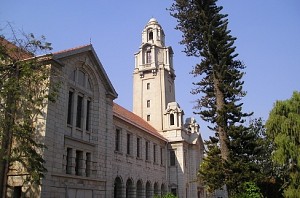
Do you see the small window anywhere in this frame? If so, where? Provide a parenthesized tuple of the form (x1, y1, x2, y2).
(67, 91, 73, 125)
(149, 31, 153, 40)
(86, 100, 91, 131)
(86, 152, 91, 177)
(170, 150, 176, 166)
(66, 148, 72, 174)
(171, 188, 177, 196)
(75, 150, 83, 176)
(146, 50, 151, 64)
(147, 83, 150, 90)
(160, 147, 163, 165)
(127, 133, 132, 155)
(76, 95, 83, 128)
(137, 137, 141, 158)
(145, 141, 149, 161)
(147, 115, 150, 121)
(147, 100, 150, 108)
(115, 129, 121, 152)
(153, 144, 157, 163)
(170, 114, 175, 126)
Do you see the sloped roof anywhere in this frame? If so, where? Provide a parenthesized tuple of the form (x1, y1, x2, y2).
(53, 44, 118, 99)
(0, 37, 33, 60)
(113, 103, 167, 141)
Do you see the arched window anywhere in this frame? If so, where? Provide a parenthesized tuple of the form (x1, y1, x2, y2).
(67, 69, 93, 131)
(146, 47, 151, 64)
(146, 181, 152, 198)
(114, 177, 123, 198)
(170, 114, 174, 126)
(154, 182, 159, 196)
(126, 179, 135, 198)
(149, 31, 153, 40)
(136, 180, 143, 198)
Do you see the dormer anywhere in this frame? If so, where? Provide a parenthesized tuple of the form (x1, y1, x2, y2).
(164, 102, 184, 129)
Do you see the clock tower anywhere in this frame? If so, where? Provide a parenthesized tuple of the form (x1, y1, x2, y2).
(132, 18, 205, 198)
(133, 18, 182, 132)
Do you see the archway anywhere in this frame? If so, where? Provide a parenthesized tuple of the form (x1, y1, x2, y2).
(145, 181, 152, 198)
(126, 178, 135, 198)
(136, 180, 143, 198)
(114, 176, 123, 198)
(154, 182, 159, 196)
(161, 183, 166, 196)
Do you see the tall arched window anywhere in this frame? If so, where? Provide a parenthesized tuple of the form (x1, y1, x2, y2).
(149, 31, 153, 40)
(67, 69, 93, 131)
(146, 47, 151, 64)
(170, 114, 174, 126)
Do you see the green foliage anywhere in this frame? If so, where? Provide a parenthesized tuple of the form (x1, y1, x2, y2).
(170, 0, 257, 195)
(266, 91, 300, 197)
(199, 138, 225, 192)
(0, 26, 56, 186)
(199, 118, 282, 196)
(153, 193, 178, 198)
(232, 182, 263, 198)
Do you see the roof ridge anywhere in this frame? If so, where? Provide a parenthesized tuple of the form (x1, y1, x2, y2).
(53, 44, 91, 55)
(113, 103, 167, 141)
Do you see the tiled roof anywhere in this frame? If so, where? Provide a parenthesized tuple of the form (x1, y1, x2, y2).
(0, 37, 33, 60)
(53, 44, 91, 55)
(113, 103, 167, 141)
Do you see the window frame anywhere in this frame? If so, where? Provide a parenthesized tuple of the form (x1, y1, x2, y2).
(137, 137, 141, 159)
(145, 141, 150, 161)
(67, 69, 93, 132)
(115, 128, 122, 152)
(170, 150, 176, 166)
(126, 132, 132, 156)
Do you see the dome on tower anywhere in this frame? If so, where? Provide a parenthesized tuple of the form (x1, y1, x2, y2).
(148, 17, 158, 24)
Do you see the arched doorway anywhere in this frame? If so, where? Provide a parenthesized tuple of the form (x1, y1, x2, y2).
(136, 180, 143, 198)
(161, 183, 166, 196)
(145, 181, 152, 198)
(154, 182, 159, 196)
(126, 178, 135, 198)
(114, 177, 123, 198)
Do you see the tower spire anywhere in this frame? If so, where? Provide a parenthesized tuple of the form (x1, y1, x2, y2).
(133, 18, 177, 131)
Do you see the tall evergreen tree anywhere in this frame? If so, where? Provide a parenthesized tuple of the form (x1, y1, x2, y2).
(170, 0, 253, 195)
(266, 91, 300, 197)
(0, 27, 57, 197)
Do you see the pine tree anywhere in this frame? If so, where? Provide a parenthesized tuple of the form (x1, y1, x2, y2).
(266, 91, 300, 197)
(170, 0, 253, 195)
(0, 27, 57, 196)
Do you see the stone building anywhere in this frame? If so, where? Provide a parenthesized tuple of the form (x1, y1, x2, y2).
(6, 18, 205, 198)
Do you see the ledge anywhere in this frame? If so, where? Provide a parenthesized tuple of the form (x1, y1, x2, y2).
(51, 173, 106, 183)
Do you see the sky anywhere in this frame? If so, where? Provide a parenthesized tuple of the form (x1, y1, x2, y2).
(1, 0, 300, 141)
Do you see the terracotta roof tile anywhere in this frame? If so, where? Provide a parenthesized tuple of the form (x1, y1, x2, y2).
(53, 44, 91, 55)
(113, 103, 167, 141)
(0, 37, 33, 60)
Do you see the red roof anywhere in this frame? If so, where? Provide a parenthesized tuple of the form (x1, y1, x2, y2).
(0, 37, 33, 60)
(113, 103, 167, 141)
(53, 44, 91, 55)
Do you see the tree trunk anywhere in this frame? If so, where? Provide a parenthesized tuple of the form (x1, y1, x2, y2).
(0, 68, 17, 197)
(0, 95, 14, 197)
(214, 75, 229, 161)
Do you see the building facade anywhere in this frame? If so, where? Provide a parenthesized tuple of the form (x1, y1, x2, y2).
(7, 19, 205, 198)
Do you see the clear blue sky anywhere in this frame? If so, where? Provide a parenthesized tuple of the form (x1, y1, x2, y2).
(2, 1, 300, 141)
